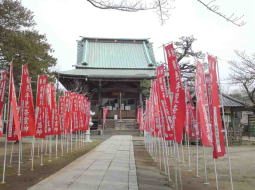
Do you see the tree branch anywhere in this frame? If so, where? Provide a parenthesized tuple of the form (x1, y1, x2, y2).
(196, 0, 245, 26)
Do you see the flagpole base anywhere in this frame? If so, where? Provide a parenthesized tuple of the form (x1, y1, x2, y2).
(84, 129, 92, 143)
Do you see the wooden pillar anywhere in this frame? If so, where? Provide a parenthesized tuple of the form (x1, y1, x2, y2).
(119, 91, 122, 120)
(230, 110, 235, 144)
(139, 81, 143, 107)
(98, 80, 102, 125)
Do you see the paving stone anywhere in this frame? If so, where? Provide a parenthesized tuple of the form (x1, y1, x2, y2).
(29, 135, 138, 190)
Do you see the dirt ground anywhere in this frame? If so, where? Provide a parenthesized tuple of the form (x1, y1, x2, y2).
(133, 137, 173, 190)
(132, 136, 255, 190)
(0, 135, 108, 190)
(166, 140, 255, 190)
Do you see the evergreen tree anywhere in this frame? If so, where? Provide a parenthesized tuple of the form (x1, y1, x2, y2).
(0, 0, 57, 92)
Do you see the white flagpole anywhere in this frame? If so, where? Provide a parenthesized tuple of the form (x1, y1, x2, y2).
(76, 131, 78, 150)
(66, 133, 69, 153)
(18, 138, 22, 176)
(9, 142, 14, 166)
(1, 103, 8, 184)
(70, 132, 73, 152)
(176, 143, 183, 190)
(45, 136, 48, 155)
(213, 158, 219, 190)
(164, 139, 171, 182)
(158, 137, 162, 169)
(40, 138, 44, 166)
(202, 145, 209, 184)
(180, 142, 185, 165)
(187, 135, 191, 171)
(48, 135, 52, 162)
(31, 136, 35, 171)
(37, 139, 40, 157)
(55, 135, 58, 158)
(61, 134, 64, 156)
(161, 137, 167, 174)
(173, 142, 179, 190)
(196, 138, 200, 177)
(1, 131, 8, 183)
(216, 57, 234, 190)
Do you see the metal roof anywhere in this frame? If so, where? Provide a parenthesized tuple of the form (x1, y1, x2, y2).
(222, 94, 245, 107)
(59, 68, 155, 79)
(76, 37, 156, 69)
(79, 36, 150, 41)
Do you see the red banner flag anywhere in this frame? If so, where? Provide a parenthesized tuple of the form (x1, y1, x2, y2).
(184, 83, 200, 139)
(58, 96, 66, 134)
(64, 92, 72, 134)
(165, 44, 186, 143)
(152, 80, 162, 137)
(0, 71, 8, 136)
(71, 93, 79, 132)
(208, 56, 226, 158)
(137, 107, 144, 131)
(156, 65, 174, 140)
(45, 83, 53, 136)
(103, 107, 109, 126)
(195, 62, 213, 146)
(18, 65, 36, 137)
(144, 99, 150, 133)
(35, 75, 48, 138)
(84, 100, 90, 131)
(50, 83, 60, 135)
(7, 63, 21, 141)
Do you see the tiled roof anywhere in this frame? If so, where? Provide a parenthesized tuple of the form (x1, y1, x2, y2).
(222, 94, 245, 107)
(76, 37, 156, 69)
(59, 68, 155, 79)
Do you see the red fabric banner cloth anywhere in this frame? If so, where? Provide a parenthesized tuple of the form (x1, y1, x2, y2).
(84, 100, 90, 131)
(7, 63, 21, 141)
(58, 96, 66, 134)
(137, 107, 143, 131)
(64, 92, 72, 134)
(156, 65, 174, 140)
(184, 84, 200, 139)
(50, 83, 60, 135)
(195, 62, 213, 146)
(103, 107, 109, 126)
(143, 99, 149, 133)
(18, 65, 36, 137)
(208, 56, 226, 158)
(71, 93, 79, 132)
(152, 80, 162, 137)
(35, 75, 48, 138)
(0, 71, 8, 136)
(165, 44, 186, 143)
(45, 83, 53, 136)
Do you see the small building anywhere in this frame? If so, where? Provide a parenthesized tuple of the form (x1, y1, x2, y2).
(222, 94, 247, 144)
(58, 37, 156, 125)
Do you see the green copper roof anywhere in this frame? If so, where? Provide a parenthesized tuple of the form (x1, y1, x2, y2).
(59, 68, 155, 79)
(76, 37, 156, 69)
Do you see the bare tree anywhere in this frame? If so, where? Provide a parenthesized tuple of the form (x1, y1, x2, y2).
(229, 51, 255, 104)
(174, 36, 204, 83)
(85, 0, 245, 26)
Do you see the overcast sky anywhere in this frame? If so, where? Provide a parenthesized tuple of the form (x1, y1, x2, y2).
(21, 0, 255, 93)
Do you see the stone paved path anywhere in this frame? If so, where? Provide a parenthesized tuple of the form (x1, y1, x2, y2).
(29, 135, 138, 190)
